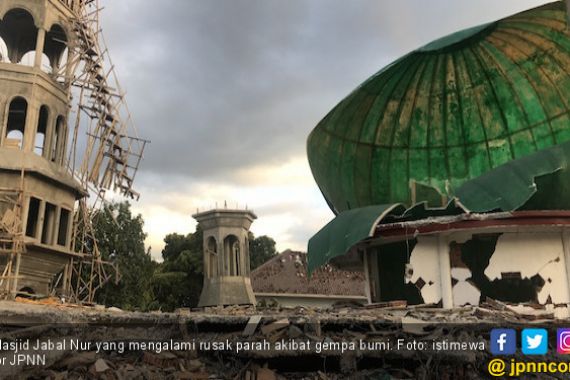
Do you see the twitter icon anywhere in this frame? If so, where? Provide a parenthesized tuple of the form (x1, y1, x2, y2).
(522, 329, 548, 355)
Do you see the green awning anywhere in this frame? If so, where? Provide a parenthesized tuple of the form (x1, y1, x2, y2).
(308, 140, 570, 272)
(307, 204, 405, 273)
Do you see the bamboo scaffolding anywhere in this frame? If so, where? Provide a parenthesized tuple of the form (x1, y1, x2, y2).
(0, 0, 146, 303)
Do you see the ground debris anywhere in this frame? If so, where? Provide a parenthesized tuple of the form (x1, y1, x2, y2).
(143, 351, 179, 368)
(0, 299, 561, 379)
(56, 351, 97, 369)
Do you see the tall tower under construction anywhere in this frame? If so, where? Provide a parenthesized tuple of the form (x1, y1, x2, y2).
(0, 0, 146, 302)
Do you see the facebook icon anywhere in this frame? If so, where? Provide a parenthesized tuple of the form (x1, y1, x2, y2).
(490, 329, 517, 355)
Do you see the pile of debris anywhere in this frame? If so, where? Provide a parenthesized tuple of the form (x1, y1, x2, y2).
(0, 298, 561, 379)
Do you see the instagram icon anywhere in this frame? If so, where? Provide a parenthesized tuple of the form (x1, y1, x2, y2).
(557, 329, 570, 354)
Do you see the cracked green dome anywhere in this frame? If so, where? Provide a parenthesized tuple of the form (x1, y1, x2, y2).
(307, 1, 570, 214)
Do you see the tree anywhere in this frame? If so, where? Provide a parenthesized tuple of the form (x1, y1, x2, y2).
(249, 234, 277, 270)
(161, 226, 203, 270)
(92, 201, 154, 310)
(151, 226, 203, 311)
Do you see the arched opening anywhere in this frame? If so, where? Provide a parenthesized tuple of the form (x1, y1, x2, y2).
(0, 8, 37, 64)
(5, 97, 28, 149)
(224, 235, 240, 276)
(51, 115, 65, 163)
(207, 236, 217, 278)
(44, 24, 67, 74)
(19, 51, 51, 72)
(18, 286, 35, 298)
(34, 105, 49, 156)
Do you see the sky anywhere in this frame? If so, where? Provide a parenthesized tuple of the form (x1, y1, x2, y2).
(99, 0, 549, 261)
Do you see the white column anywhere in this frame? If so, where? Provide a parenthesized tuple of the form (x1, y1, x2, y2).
(438, 235, 454, 308)
(561, 229, 570, 305)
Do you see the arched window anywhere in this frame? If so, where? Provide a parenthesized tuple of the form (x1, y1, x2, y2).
(223, 235, 240, 276)
(44, 24, 67, 74)
(5, 97, 28, 149)
(207, 236, 217, 278)
(0, 9, 37, 64)
(34, 106, 49, 156)
(51, 116, 65, 163)
(233, 241, 240, 275)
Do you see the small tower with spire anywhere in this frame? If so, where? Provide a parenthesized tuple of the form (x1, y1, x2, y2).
(193, 207, 257, 306)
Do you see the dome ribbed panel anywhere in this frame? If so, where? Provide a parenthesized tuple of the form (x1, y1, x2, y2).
(307, 1, 570, 213)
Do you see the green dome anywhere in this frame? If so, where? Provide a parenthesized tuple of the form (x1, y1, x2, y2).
(307, 1, 570, 214)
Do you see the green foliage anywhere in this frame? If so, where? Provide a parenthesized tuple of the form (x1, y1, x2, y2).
(93, 201, 154, 311)
(152, 226, 203, 311)
(249, 234, 277, 270)
(150, 270, 202, 311)
(161, 226, 203, 269)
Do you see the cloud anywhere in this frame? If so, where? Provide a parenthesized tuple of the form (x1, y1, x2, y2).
(99, 0, 549, 258)
(130, 156, 332, 260)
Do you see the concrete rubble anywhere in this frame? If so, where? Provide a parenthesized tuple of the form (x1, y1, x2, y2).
(0, 297, 562, 379)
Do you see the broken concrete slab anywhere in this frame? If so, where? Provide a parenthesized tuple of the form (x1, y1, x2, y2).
(93, 358, 110, 373)
(260, 318, 290, 336)
(243, 315, 262, 336)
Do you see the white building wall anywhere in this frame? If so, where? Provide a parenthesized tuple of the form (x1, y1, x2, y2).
(485, 232, 570, 305)
(372, 228, 570, 318)
(406, 236, 442, 304)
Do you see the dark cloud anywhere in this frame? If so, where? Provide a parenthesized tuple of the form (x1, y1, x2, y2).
(96, 0, 548, 254)
(100, 0, 547, 181)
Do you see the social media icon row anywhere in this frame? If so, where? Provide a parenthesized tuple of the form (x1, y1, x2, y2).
(490, 328, 551, 355)
(559, 329, 570, 354)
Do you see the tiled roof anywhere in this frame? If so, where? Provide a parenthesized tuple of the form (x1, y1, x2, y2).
(251, 250, 365, 297)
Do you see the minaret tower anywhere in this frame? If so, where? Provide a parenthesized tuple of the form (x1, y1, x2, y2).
(193, 208, 257, 306)
(0, 0, 83, 297)
(0, 0, 146, 302)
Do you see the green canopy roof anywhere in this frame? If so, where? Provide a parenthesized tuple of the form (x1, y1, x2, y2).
(307, 204, 405, 272)
(307, 1, 570, 214)
(308, 139, 570, 273)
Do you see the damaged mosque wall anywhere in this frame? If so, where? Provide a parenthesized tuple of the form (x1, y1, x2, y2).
(385, 229, 570, 318)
